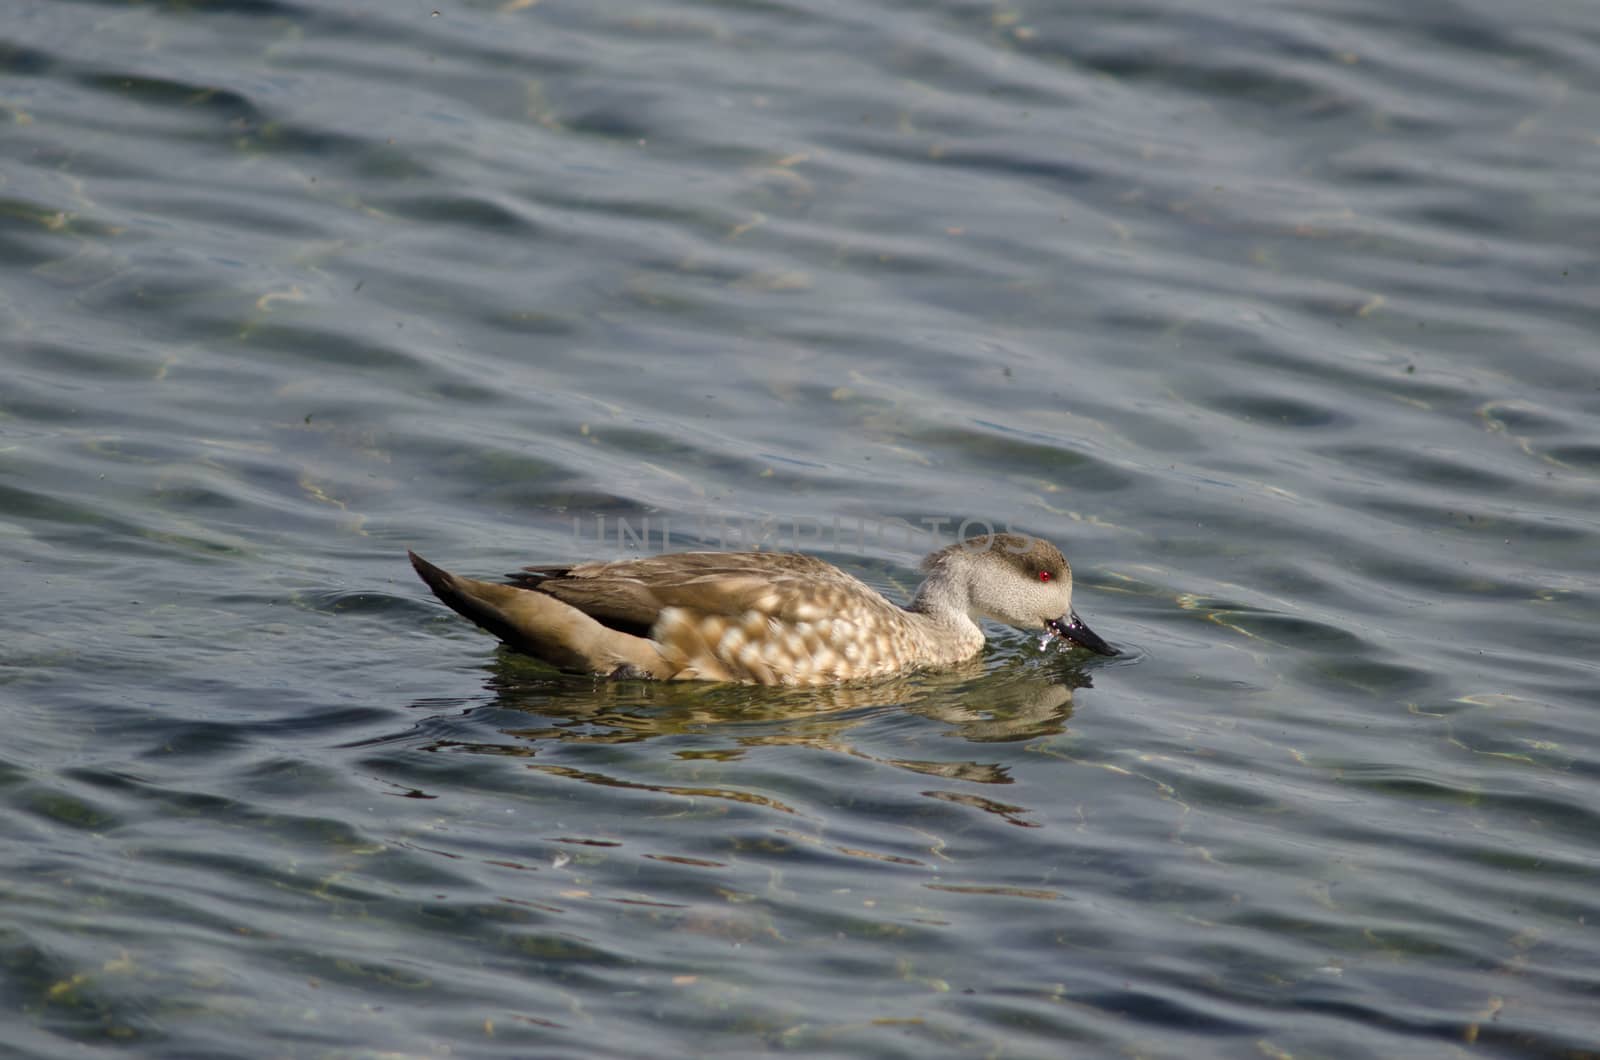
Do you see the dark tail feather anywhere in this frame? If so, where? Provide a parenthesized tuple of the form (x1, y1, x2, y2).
(409, 552, 667, 676)
(409, 551, 531, 650)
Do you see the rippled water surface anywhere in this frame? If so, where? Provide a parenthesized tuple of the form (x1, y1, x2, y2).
(5, 0, 1599, 1056)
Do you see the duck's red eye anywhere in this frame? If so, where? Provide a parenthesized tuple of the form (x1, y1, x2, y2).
(1039, 571, 1052, 583)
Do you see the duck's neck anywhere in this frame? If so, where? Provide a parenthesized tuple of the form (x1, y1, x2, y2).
(908, 554, 984, 643)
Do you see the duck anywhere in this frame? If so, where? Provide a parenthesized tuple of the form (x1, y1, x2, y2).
(408, 532, 1119, 686)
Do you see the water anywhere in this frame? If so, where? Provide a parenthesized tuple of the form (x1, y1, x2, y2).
(4, 0, 1599, 1056)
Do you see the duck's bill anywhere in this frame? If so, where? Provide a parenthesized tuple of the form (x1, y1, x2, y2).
(1048, 610, 1120, 657)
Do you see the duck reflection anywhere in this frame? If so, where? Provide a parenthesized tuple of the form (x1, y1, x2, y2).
(477, 650, 1085, 741)
(410, 647, 1094, 831)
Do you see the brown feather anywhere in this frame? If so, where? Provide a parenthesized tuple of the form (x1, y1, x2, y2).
(513, 551, 864, 638)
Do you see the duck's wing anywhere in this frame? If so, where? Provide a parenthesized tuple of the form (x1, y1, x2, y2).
(508, 551, 868, 637)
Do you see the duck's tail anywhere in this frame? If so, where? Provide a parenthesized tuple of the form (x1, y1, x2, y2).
(408, 551, 668, 678)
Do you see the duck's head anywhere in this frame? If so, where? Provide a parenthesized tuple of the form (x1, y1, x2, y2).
(925, 534, 1119, 656)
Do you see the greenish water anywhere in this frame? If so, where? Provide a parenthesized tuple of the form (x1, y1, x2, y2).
(4, 1, 1599, 1057)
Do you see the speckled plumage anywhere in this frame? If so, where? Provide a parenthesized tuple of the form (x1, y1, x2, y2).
(409, 534, 1118, 685)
